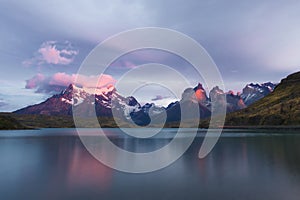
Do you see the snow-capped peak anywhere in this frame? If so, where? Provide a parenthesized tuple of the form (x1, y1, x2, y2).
(83, 84, 116, 96)
(241, 82, 277, 106)
(59, 84, 117, 106)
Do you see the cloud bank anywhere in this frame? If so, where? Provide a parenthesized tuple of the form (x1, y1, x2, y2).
(26, 73, 116, 94)
(0, 98, 7, 108)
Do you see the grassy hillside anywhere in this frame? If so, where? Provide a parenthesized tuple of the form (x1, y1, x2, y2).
(8, 114, 121, 128)
(225, 71, 300, 126)
(1, 113, 199, 129)
(0, 113, 28, 130)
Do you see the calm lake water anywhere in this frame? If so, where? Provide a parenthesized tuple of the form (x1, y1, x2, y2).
(0, 128, 300, 200)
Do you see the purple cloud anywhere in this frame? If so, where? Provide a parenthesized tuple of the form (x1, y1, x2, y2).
(151, 95, 170, 101)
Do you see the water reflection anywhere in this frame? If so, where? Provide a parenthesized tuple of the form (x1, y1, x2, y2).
(0, 129, 299, 200)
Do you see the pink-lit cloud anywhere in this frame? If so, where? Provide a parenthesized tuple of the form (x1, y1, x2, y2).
(25, 73, 46, 89)
(23, 41, 78, 67)
(26, 72, 116, 94)
(49, 72, 116, 88)
(38, 41, 78, 65)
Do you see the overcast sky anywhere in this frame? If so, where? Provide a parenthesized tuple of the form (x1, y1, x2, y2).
(0, 0, 300, 111)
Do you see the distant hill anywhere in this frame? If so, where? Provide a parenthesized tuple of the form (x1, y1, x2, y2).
(226, 71, 300, 126)
(0, 113, 28, 130)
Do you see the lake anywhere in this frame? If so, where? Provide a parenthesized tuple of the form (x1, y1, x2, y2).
(0, 128, 300, 200)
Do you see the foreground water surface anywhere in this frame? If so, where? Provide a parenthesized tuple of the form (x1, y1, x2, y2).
(0, 128, 300, 200)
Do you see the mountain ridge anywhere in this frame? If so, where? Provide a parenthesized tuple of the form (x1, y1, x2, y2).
(12, 80, 277, 127)
(225, 71, 300, 126)
(3, 69, 299, 129)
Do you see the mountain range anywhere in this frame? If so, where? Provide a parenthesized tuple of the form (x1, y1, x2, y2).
(13, 80, 277, 126)
(1, 71, 299, 129)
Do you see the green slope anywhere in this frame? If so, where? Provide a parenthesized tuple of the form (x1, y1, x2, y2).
(0, 113, 28, 130)
(226, 71, 300, 126)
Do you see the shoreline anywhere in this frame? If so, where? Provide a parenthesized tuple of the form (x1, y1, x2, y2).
(222, 125, 300, 130)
